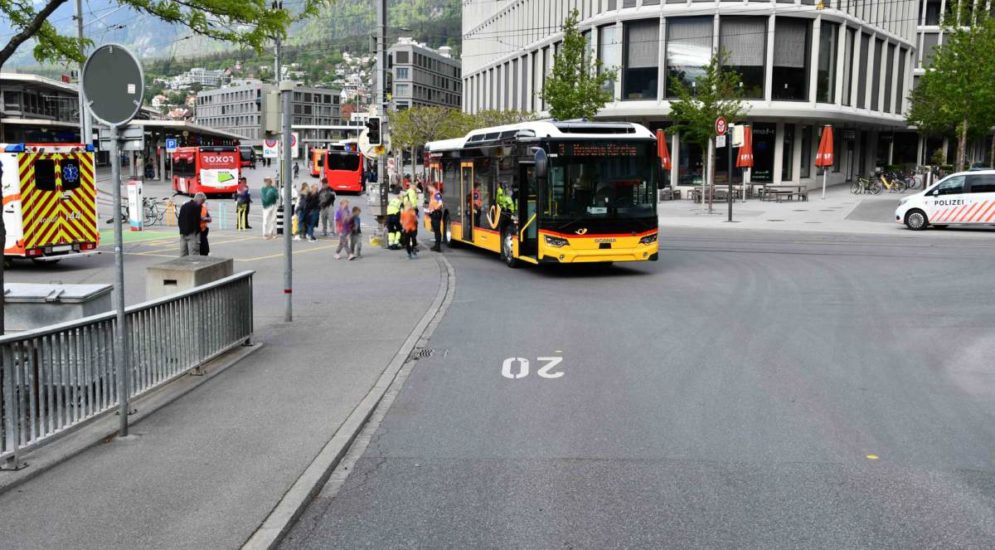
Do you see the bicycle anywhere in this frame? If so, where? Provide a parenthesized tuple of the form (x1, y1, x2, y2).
(143, 197, 165, 226)
(879, 171, 907, 193)
(851, 175, 881, 195)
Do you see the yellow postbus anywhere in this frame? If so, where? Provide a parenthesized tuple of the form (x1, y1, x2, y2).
(425, 121, 659, 267)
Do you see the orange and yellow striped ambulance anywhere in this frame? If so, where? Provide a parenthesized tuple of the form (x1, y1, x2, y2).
(1, 143, 99, 261)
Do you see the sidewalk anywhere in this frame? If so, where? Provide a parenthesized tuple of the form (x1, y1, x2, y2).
(0, 241, 449, 549)
(659, 185, 932, 237)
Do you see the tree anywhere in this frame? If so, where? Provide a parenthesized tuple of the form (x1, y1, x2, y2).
(390, 106, 473, 176)
(667, 50, 746, 209)
(907, 11, 995, 171)
(0, 0, 325, 69)
(540, 9, 615, 120)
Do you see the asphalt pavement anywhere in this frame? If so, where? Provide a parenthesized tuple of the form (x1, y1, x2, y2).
(282, 227, 995, 549)
(0, 205, 446, 549)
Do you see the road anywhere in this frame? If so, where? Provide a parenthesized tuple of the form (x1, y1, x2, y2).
(282, 227, 995, 549)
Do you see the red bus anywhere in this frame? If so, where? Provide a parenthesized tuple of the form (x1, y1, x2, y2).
(172, 146, 241, 196)
(324, 143, 364, 193)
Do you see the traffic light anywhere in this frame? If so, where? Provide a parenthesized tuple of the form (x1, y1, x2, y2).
(367, 116, 382, 146)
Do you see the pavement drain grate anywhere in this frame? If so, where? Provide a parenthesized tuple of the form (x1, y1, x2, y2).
(767, 219, 785, 222)
(408, 348, 435, 361)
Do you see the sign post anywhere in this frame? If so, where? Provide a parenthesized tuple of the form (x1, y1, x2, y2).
(727, 124, 734, 222)
(81, 44, 144, 438)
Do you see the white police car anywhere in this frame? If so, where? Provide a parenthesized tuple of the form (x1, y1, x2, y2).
(895, 170, 995, 230)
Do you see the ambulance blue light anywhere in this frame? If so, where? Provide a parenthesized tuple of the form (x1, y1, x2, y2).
(5, 144, 25, 153)
(85, 144, 95, 152)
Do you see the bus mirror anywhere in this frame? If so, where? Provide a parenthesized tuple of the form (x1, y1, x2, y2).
(534, 148, 548, 179)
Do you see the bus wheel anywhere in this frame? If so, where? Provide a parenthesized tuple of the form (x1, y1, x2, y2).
(442, 215, 452, 246)
(502, 228, 519, 268)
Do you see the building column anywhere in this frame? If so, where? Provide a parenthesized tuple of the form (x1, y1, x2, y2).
(670, 131, 679, 188)
(764, 14, 775, 101)
(773, 122, 784, 185)
(793, 124, 803, 183)
(809, 17, 821, 105)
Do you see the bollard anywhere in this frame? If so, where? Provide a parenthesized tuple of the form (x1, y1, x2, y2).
(276, 204, 284, 235)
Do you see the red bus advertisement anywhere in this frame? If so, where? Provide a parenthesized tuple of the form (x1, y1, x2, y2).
(172, 146, 241, 196)
(323, 145, 364, 193)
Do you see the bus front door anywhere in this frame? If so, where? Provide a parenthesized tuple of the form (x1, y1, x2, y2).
(518, 163, 538, 258)
(460, 162, 473, 241)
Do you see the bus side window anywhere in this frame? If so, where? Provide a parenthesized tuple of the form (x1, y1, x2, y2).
(35, 159, 57, 191)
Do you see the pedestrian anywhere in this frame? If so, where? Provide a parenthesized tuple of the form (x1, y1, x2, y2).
(305, 183, 321, 242)
(235, 179, 251, 231)
(404, 185, 420, 251)
(349, 206, 362, 259)
(386, 194, 402, 249)
(293, 183, 310, 241)
(293, 161, 300, 180)
(177, 193, 205, 256)
(428, 183, 444, 252)
(317, 179, 336, 236)
(400, 202, 418, 259)
(199, 199, 212, 256)
(261, 177, 279, 239)
(334, 199, 352, 259)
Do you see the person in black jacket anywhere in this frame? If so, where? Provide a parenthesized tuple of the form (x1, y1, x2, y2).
(178, 193, 205, 256)
(304, 183, 321, 241)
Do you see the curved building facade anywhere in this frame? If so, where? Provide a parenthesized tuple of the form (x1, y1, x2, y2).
(463, 0, 919, 188)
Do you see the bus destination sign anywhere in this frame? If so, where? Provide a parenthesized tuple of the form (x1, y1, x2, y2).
(557, 143, 640, 157)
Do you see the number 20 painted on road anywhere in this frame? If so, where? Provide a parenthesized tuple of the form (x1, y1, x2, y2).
(501, 357, 564, 380)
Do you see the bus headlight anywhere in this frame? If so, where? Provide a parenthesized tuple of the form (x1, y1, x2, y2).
(544, 235, 569, 248)
(639, 233, 658, 245)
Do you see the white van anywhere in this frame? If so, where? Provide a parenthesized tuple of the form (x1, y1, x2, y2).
(895, 170, 995, 230)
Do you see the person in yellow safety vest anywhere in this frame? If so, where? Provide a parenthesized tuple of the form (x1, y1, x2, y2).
(496, 183, 514, 214)
(386, 196, 402, 250)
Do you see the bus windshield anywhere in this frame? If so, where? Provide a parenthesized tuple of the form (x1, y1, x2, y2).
(327, 152, 360, 171)
(547, 141, 656, 219)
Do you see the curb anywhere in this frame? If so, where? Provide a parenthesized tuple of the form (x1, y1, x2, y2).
(241, 253, 456, 550)
(0, 343, 263, 496)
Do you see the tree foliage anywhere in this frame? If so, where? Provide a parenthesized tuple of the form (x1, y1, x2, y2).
(907, 10, 995, 171)
(668, 50, 746, 149)
(390, 107, 536, 152)
(0, 0, 331, 68)
(540, 8, 615, 120)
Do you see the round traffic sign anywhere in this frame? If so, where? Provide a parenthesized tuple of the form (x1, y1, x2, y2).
(715, 116, 728, 136)
(81, 44, 144, 127)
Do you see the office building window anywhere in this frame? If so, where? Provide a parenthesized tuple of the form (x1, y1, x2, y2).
(599, 25, 621, 98)
(817, 21, 839, 103)
(396, 67, 409, 79)
(922, 32, 940, 67)
(884, 43, 895, 113)
(841, 27, 855, 106)
(857, 33, 869, 109)
(871, 38, 883, 111)
(666, 16, 713, 98)
(623, 19, 659, 100)
(720, 16, 766, 99)
(773, 18, 810, 101)
(896, 47, 907, 114)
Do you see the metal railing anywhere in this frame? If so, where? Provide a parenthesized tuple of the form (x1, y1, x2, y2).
(1, 271, 254, 469)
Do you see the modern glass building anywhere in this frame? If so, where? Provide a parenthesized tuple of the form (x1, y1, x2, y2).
(462, 0, 919, 189)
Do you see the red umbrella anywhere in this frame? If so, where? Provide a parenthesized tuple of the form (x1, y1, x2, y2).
(816, 125, 834, 199)
(656, 129, 672, 171)
(815, 125, 834, 167)
(736, 126, 753, 168)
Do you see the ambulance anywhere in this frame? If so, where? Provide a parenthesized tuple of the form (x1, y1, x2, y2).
(1, 143, 100, 262)
(896, 170, 995, 230)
